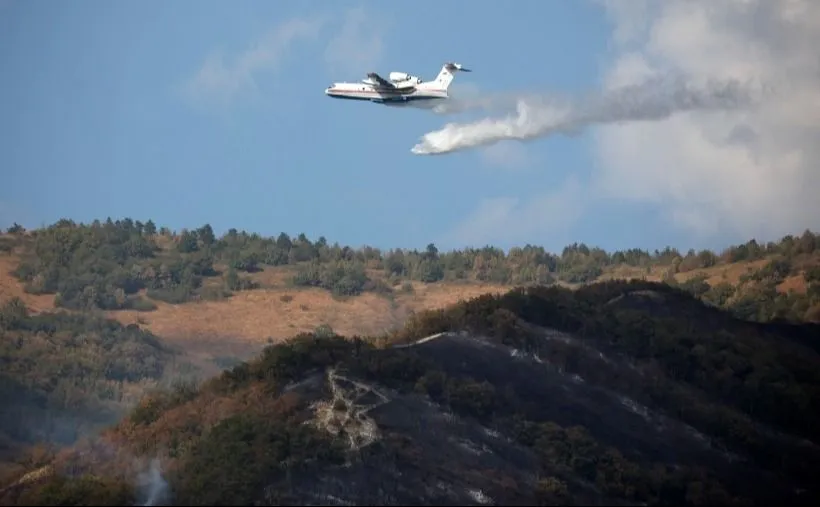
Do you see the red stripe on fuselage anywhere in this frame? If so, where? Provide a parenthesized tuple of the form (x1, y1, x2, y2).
(327, 87, 447, 94)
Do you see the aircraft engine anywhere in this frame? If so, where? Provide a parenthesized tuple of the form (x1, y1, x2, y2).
(390, 72, 421, 83)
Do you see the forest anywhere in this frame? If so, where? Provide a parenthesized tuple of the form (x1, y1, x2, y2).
(4, 218, 820, 324)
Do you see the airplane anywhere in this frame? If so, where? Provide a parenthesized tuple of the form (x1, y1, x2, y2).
(324, 62, 471, 106)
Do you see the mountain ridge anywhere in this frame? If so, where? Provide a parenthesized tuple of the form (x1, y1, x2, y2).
(2, 219, 818, 352)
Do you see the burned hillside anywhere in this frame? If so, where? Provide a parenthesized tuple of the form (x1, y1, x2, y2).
(3, 280, 820, 506)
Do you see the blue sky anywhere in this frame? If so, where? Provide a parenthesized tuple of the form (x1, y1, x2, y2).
(3, 0, 810, 254)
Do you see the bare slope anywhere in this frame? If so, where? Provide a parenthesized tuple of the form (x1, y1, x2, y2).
(111, 276, 507, 344)
(0, 255, 54, 313)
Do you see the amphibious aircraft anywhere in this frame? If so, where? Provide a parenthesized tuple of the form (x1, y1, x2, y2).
(324, 62, 471, 106)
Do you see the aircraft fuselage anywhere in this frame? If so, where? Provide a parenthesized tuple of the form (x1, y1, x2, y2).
(326, 63, 469, 106)
(324, 82, 448, 105)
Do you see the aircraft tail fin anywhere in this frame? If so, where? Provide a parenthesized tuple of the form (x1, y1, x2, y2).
(431, 62, 471, 91)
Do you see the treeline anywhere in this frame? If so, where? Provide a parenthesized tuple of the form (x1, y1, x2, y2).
(5, 219, 820, 322)
(8, 219, 236, 309)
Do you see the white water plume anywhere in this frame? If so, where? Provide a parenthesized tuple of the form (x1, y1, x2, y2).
(411, 76, 765, 155)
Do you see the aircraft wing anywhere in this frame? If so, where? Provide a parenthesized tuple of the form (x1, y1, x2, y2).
(367, 72, 398, 89)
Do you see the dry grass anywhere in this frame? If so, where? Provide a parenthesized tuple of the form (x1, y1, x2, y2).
(2, 246, 812, 356)
(110, 281, 508, 345)
(244, 264, 298, 288)
(777, 275, 808, 295)
(0, 251, 508, 369)
(0, 248, 791, 352)
(0, 254, 54, 313)
(597, 265, 655, 282)
(599, 259, 771, 287)
(695, 259, 770, 286)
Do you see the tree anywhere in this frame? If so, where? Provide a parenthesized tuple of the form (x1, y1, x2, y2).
(0, 296, 29, 328)
(276, 233, 292, 251)
(144, 220, 157, 235)
(7, 222, 25, 234)
(178, 230, 199, 253)
(697, 249, 717, 268)
(416, 259, 444, 283)
(796, 229, 816, 255)
(197, 224, 216, 246)
(425, 243, 439, 260)
(314, 324, 335, 338)
(225, 267, 240, 291)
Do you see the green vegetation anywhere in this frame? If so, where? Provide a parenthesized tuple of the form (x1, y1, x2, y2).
(6, 219, 820, 324)
(8, 219, 239, 308)
(173, 413, 346, 505)
(0, 296, 190, 453)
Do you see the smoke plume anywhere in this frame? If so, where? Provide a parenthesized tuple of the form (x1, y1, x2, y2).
(411, 76, 764, 155)
(137, 458, 170, 506)
(593, 0, 820, 241)
(426, 0, 820, 246)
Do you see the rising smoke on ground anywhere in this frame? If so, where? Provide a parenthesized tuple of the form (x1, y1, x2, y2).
(411, 75, 767, 155)
(136, 458, 170, 506)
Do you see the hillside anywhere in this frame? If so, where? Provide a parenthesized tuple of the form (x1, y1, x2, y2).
(2, 220, 819, 351)
(0, 298, 199, 487)
(1, 219, 819, 501)
(3, 280, 819, 506)
(0, 223, 512, 351)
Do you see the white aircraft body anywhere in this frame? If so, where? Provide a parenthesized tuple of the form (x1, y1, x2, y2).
(324, 62, 471, 106)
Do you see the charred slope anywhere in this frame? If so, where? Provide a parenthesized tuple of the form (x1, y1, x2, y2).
(4, 280, 820, 506)
(379, 331, 808, 504)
